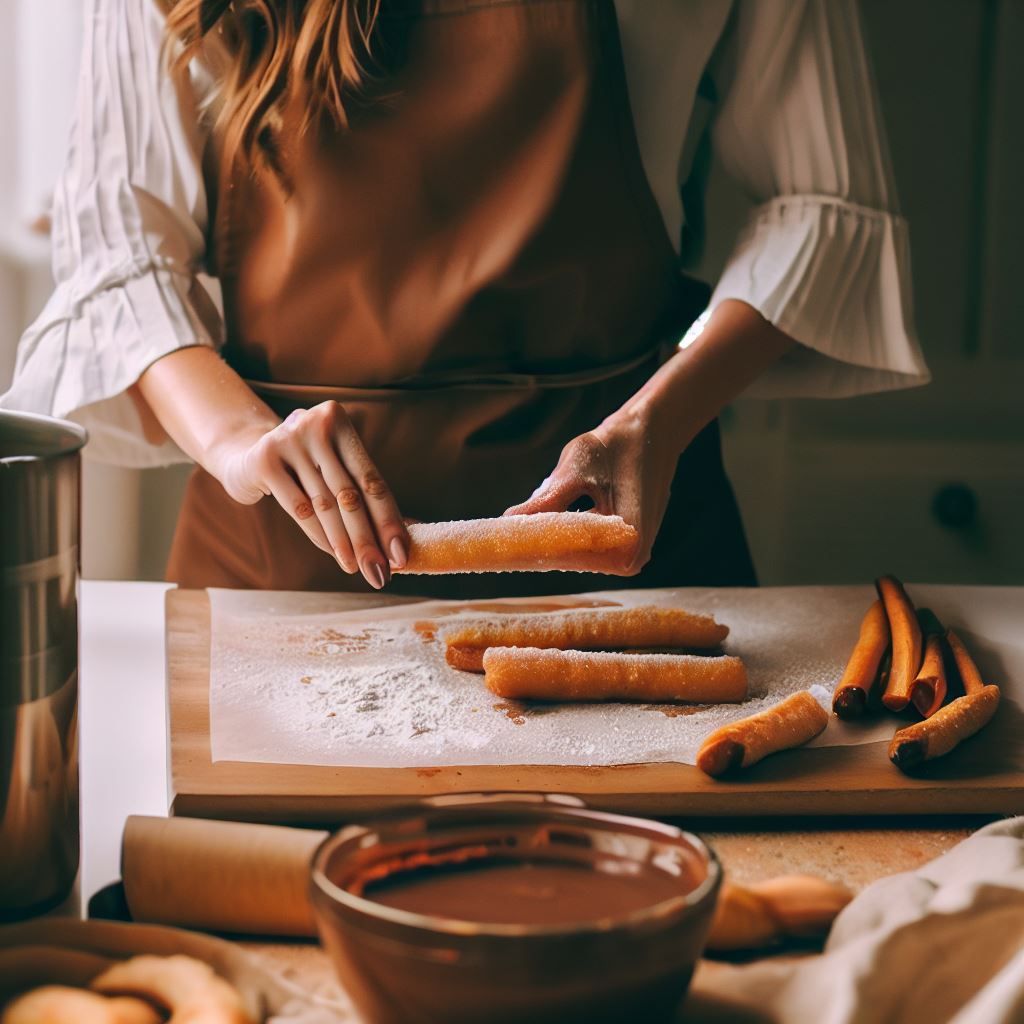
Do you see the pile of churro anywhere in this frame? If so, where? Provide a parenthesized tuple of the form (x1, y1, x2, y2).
(695, 574, 1002, 779)
(830, 575, 1001, 773)
(442, 604, 838, 778)
(440, 576, 1001, 782)
(399, 513, 834, 779)
(412, 517, 998, 780)
(442, 605, 745, 704)
(395, 514, 831, 779)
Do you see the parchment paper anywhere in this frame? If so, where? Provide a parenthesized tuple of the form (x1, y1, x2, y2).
(206, 584, 939, 768)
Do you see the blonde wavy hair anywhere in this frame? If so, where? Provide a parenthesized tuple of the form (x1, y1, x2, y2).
(165, 0, 386, 171)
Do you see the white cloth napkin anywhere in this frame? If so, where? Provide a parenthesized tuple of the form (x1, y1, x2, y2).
(690, 817, 1024, 1023)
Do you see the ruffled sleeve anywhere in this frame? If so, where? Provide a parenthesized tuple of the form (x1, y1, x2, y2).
(0, 0, 222, 466)
(705, 0, 929, 398)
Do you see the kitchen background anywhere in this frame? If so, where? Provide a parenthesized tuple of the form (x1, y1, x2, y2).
(1, 0, 1021, 586)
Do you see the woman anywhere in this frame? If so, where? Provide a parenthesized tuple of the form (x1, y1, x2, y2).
(1, 0, 927, 596)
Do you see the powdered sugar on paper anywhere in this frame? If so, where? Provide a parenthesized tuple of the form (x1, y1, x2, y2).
(208, 586, 894, 768)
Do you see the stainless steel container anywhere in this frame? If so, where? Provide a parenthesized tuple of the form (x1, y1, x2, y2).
(0, 410, 86, 917)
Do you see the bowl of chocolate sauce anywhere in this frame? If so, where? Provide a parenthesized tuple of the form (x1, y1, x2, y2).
(310, 793, 721, 1024)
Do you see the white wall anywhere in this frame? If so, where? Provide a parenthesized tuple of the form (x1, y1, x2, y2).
(15, 0, 84, 224)
(0, 0, 150, 580)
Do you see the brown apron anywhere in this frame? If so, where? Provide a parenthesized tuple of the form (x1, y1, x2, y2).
(166, 0, 755, 596)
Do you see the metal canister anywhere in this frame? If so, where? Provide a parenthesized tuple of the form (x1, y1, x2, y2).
(0, 410, 86, 917)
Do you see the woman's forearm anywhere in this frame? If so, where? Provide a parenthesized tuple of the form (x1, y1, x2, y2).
(132, 346, 280, 479)
(132, 346, 409, 586)
(612, 299, 796, 452)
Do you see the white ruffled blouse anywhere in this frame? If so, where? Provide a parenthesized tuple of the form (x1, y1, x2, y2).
(0, 0, 929, 466)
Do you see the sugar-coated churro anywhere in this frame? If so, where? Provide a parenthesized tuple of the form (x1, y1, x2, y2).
(399, 513, 637, 575)
(444, 606, 729, 672)
(697, 691, 830, 777)
(481, 647, 747, 703)
(889, 685, 1001, 770)
(876, 575, 923, 711)
(910, 609, 947, 718)
(832, 600, 890, 720)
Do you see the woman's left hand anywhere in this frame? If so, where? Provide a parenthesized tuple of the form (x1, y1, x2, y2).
(504, 407, 680, 575)
(505, 302, 798, 575)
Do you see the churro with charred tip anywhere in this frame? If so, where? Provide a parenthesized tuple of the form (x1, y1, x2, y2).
(832, 599, 889, 720)
(481, 647, 747, 703)
(946, 628, 985, 695)
(875, 575, 923, 712)
(398, 512, 637, 574)
(444, 606, 729, 673)
(889, 684, 1001, 770)
(911, 609, 947, 718)
(697, 691, 830, 778)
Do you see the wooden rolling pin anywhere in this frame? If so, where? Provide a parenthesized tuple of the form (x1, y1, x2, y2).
(122, 816, 326, 937)
(122, 816, 850, 949)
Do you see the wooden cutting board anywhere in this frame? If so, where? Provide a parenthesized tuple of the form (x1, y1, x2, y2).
(167, 587, 1024, 823)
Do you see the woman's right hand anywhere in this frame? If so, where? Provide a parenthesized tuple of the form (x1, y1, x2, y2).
(213, 401, 409, 589)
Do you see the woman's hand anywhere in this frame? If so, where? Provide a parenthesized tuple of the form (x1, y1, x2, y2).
(504, 406, 679, 575)
(135, 349, 410, 588)
(505, 301, 799, 575)
(212, 401, 409, 589)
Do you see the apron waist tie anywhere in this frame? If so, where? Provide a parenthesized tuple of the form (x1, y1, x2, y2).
(243, 339, 674, 404)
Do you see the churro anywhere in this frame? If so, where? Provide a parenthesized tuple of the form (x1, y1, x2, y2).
(697, 691, 829, 777)
(399, 513, 637, 574)
(876, 575, 923, 711)
(444, 606, 728, 672)
(889, 684, 1001, 770)
(872, 649, 892, 712)
(910, 609, 947, 718)
(946, 628, 985, 694)
(832, 600, 890, 720)
(481, 648, 747, 703)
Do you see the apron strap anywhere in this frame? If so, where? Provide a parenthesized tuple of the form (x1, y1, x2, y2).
(244, 339, 674, 403)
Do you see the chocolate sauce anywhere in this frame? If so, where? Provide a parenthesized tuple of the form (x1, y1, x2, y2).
(356, 852, 691, 925)
(313, 806, 720, 1024)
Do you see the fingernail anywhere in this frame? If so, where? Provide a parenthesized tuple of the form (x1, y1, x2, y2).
(366, 562, 387, 590)
(334, 550, 356, 574)
(389, 537, 408, 569)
